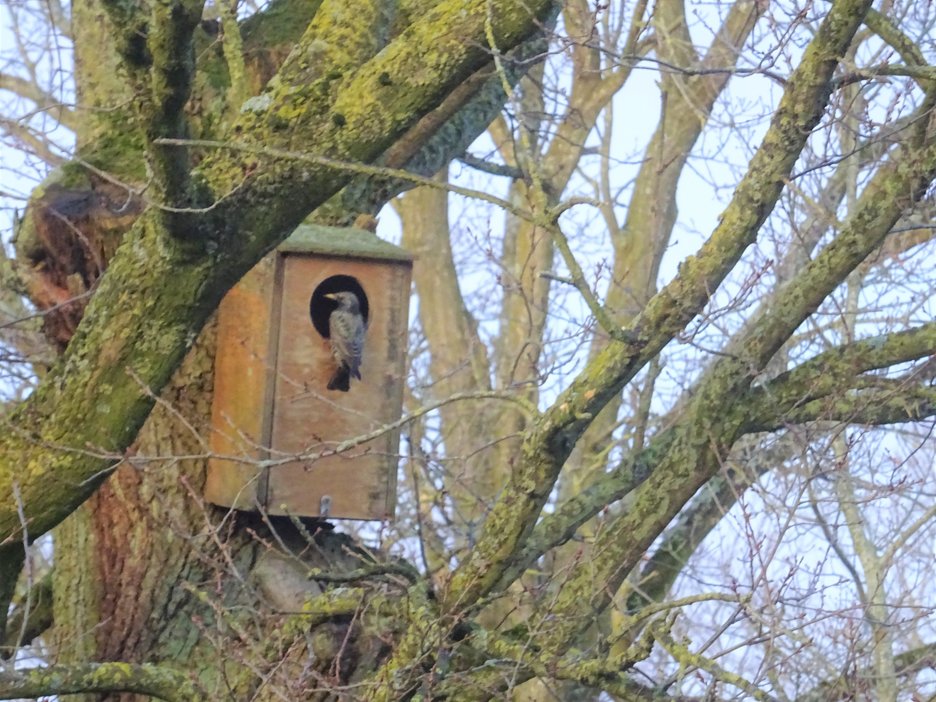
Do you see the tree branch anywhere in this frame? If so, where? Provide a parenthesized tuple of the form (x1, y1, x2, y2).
(97, 0, 199, 211)
(744, 322, 936, 429)
(1, 570, 52, 659)
(332, 27, 550, 219)
(753, 385, 936, 430)
(863, 8, 931, 81)
(457, 152, 524, 180)
(143, 0, 205, 214)
(0, 663, 203, 702)
(0, 72, 76, 130)
(0, 117, 67, 166)
(0, 548, 23, 648)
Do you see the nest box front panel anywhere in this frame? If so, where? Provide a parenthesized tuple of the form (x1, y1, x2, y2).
(265, 254, 410, 520)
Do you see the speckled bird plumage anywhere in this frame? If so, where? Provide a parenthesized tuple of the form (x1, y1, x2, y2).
(325, 291, 365, 391)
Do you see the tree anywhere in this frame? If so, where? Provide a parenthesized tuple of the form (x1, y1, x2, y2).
(1, 0, 935, 700)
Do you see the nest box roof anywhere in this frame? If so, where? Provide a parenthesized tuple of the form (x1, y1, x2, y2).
(279, 224, 413, 263)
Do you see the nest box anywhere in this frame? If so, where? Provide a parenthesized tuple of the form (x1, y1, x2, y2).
(206, 224, 412, 521)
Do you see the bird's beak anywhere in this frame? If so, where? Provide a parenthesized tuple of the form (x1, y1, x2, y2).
(323, 293, 337, 300)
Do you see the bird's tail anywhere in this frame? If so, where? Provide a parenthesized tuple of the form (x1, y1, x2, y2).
(327, 366, 351, 392)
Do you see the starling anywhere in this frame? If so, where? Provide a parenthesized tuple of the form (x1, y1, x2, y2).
(324, 291, 365, 391)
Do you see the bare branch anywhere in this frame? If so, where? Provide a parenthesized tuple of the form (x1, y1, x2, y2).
(0, 72, 76, 129)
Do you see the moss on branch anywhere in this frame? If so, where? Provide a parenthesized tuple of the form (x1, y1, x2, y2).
(744, 322, 936, 430)
(0, 662, 202, 701)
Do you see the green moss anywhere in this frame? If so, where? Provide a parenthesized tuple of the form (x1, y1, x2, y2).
(240, 0, 324, 48)
(79, 127, 148, 183)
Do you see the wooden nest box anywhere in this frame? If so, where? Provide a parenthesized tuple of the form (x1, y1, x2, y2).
(206, 224, 412, 521)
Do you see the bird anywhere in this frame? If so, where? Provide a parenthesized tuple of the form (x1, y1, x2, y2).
(324, 291, 365, 391)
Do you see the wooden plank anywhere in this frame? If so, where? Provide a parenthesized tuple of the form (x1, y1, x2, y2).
(205, 256, 276, 510)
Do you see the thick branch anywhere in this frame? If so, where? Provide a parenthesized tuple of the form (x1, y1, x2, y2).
(744, 322, 936, 429)
(144, 0, 204, 212)
(728, 100, 936, 373)
(653, 0, 698, 70)
(0, 548, 23, 647)
(98, 0, 203, 213)
(0, 662, 202, 702)
(623, 319, 936, 612)
(495, 426, 680, 590)
(628, 434, 808, 610)
(755, 385, 936, 429)
(332, 28, 549, 220)
(863, 9, 931, 81)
